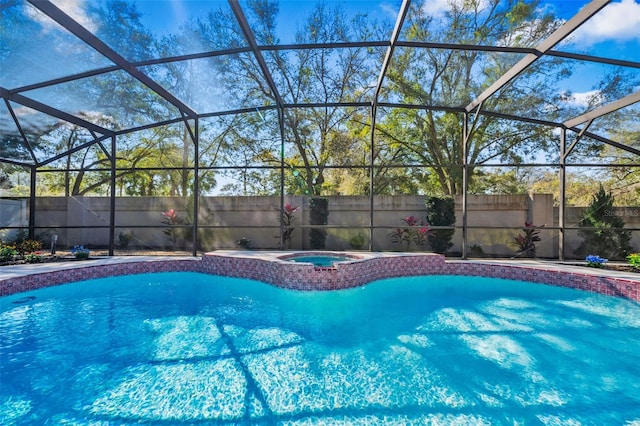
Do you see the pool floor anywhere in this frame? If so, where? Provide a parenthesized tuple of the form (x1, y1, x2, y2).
(1, 271, 640, 424)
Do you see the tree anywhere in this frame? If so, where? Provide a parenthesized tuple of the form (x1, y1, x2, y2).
(0, 169, 12, 190)
(7, 0, 201, 197)
(377, 0, 640, 198)
(202, 112, 281, 196)
(468, 168, 530, 195)
(377, 0, 569, 196)
(271, 4, 378, 196)
(589, 113, 640, 206)
(33, 113, 114, 196)
(197, 1, 379, 196)
(529, 168, 640, 208)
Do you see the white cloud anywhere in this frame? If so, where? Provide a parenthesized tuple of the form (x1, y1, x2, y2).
(169, 0, 188, 27)
(571, 0, 640, 45)
(380, 2, 401, 19)
(27, 0, 98, 33)
(422, 0, 492, 18)
(564, 89, 604, 107)
(421, 0, 451, 17)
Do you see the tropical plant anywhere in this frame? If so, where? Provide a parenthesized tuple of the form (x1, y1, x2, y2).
(349, 233, 366, 250)
(279, 203, 299, 249)
(15, 239, 42, 257)
(513, 222, 542, 258)
(627, 253, 640, 270)
(389, 215, 430, 250)
(118, 230, 135, 249)
(161, 208, 186, 246)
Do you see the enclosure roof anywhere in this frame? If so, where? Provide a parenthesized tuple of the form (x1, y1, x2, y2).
(1, 0, 639, 166)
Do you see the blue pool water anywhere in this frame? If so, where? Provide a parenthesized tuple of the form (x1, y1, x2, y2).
(287, 255, 351, 267)
(1, 272, 640, 425)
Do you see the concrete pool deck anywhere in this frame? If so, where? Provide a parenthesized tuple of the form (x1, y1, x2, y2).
(1, 251, 639, 301)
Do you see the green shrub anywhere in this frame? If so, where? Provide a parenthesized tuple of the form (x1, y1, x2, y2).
(349, 232, 366, 250)
(468, 244, 485, 257)
(118, 231, 134, 249)
(574, 185, 631, 260)
(236, 237, 252, 249)
(628, 253, 640, 269)
(309, 197, 329, 249)
(15, 239, 42, 256)
(24, 252, 44, 263)
(71, 245, 90, 259)
(425, 196, 455, 254)
(0, 244, 17, 261)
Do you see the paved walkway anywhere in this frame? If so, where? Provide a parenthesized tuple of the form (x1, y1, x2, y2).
(1, 253, 638, 283)
(450, 258, 640, 281)
(0, 256, 200, 281)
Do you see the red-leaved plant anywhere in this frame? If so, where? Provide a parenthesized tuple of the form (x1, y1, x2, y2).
(162, 209, 185, 245)
(280, 203, 299, 249)
(389, 215, 431, 250)
(513, 221, 542, 257)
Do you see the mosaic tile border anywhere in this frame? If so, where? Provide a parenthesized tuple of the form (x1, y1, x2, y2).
(1, 253, 639, 302)
(0, 260, 196, 297)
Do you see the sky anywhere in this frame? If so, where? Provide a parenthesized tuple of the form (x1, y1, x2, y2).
(36, 0, 640, 103)
(541, 0, 640, 97)
(48, 0, 640, 63)
(132, 0, 640, 51)
(132, 0, 639, 104)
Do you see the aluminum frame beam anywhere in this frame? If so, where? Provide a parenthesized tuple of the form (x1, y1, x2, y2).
(4, 98, 38, 164)
(38, 134, 113, 168)
(564, 90, 640, 128)
(0, 157, 33, 167)
(12, 41, 638, 97)
(228, 0, 285, 108)
(1, 88, 114, 167)
(571, 127, 640, 157)
(1, 88, 113, 136)
(372, 0, 411, 109)
(0, 0, 635, 170)
(26, 0, 198, 119)
(465, 0, 611, 113)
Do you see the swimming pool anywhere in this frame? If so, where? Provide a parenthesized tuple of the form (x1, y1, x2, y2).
(2, 271, 639, 424)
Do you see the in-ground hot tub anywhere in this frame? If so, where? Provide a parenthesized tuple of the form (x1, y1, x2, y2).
(200, 251, 442, 291)
(278, 252, 362, 268)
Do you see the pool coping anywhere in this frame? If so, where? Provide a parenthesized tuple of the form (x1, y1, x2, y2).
(1, 251, 639, 301)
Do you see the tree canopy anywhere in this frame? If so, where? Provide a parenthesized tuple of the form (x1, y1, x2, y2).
(1, 0, 638, 203)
